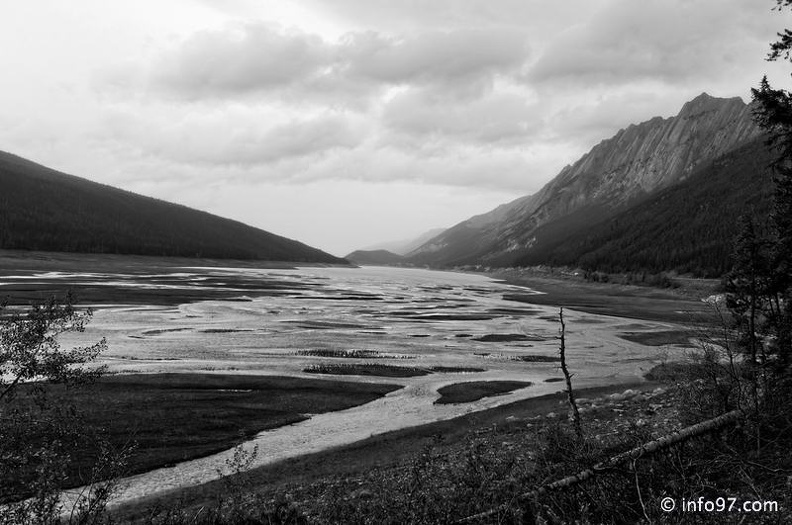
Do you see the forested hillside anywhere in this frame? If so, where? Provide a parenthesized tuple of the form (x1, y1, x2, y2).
(0, 151, 345, 263)
(344, 249, 405, 265)
(408, 93, 761, 272)
(515, 137, 776, 276)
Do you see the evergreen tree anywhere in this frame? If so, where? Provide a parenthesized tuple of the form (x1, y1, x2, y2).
(724, 216, 770, 364)
(748, 1, 792, 368)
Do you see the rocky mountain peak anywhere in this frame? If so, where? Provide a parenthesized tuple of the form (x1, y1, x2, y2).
(409, 92, 764, 268)
(678, 92, 746, 118)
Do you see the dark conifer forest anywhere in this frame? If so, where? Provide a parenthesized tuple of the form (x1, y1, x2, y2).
(515, 137, 776, 276)
(0, 151, 345, 263)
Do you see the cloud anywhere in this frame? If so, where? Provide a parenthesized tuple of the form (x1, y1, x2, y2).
(528, 0, 776, 87)
(101, 106, 367, 167)
(276, 142, 569, 193)
(152, 23, 331, 98)
(88, 0, 788, 199)
(381, 87, 540, 145)
(341, 28, 529, 86)
(146, 23, 530, 103)
(300, 0, 600, 34)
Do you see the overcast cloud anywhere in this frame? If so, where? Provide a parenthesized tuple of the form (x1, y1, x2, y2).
(0, 0, 789, 254)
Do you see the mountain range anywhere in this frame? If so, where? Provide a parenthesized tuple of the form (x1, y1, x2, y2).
(4, 92, 775, 274)
(0, 150, 345, 264)
(405, 93, 775, 277)
(345, 227, 447, 265)
(360, 227, 447, 256)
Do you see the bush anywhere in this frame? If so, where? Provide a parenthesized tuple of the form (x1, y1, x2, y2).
(0, 294, 123, 524)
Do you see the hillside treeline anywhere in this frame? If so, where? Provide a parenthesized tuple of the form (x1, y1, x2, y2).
(0, 151, 342, 263)
(517, 137, 776, 277)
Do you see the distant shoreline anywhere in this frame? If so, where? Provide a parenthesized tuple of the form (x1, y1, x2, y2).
(283, 262, 721, 324)
(486, 267, 720, 325)
(0, 248, 354, 274)
(0, 249, 354, 306)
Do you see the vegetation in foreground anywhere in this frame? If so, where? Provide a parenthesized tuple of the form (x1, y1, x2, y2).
(617, 329, 695, 347)
(434, 380, 532, 404)
(2, 373, 400, 500)
(302, 363, 432, 377)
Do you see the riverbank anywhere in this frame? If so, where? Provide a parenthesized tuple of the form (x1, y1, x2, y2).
(489, 267, 720, 325)
(0, 249, 355, 306)
(1, 373, 402, 504)
(86, 266, 703, 512)
(111, 380, 668, 522)
(2, 261, 712, 521)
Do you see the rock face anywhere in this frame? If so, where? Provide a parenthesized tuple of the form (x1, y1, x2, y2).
(409, 93, 762, 267)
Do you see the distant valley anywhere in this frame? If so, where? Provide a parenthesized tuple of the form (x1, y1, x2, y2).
(4, 92, 777, 276)
(360, 227, 447, 256)
(345, 249, 406, 265)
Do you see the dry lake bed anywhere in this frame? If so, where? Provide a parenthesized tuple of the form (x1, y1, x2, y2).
(0, 256, 700, 507)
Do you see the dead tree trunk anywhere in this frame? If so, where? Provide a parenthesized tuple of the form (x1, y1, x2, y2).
(559, 307, 582, 440)
(527, 408, 744, 496)
(455, 408, 745, 524)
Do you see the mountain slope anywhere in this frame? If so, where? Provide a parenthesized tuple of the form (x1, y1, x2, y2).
(0, 151, 345, 263)
(345, 249, 406, 265)
(409, 93, 762, 269)
(361, 227, 447, 256)
(516, 136, 776, 277)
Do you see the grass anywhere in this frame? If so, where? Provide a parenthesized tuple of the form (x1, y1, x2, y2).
(643, 361, 725, 381)
(0, 250, 337, 306)
(302, 364, 486, 377)
(434, 380, 533, 404)
(493, 268, 719, 325)
(474, 333, 548, 342)
(108, 383, 652, 523)
(303, 363, 431, 377)
(618, 330, 693, 346)
(296, 349, 383, 359)
(4, 373, 400, 492)
(430, 366, 485, 373)
(512, 355, 561, 362)
(120, 377, 792, 524)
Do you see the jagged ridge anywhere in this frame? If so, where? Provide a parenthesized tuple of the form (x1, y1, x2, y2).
(516, 136, 775, 276)
(409, 93, 762, 270)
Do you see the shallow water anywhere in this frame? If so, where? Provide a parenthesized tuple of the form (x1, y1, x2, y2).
(48, 265, 685, 507)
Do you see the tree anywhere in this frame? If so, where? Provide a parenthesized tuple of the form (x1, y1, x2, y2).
(0, 294, 115, 524)
(723, 215, 771, 364)
(748, 1, 792, 368)
(0, 293, 106, 402)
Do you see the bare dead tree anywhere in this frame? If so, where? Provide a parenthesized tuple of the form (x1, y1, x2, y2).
(558, 307, 582, 440)
(456, 408, 745, 523)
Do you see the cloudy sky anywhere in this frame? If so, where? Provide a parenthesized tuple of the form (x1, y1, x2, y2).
(0, 1, 788, 256)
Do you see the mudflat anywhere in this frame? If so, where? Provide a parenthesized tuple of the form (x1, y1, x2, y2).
(1, 256, 716, 517)
(491, 268, 719, 325)
(110, 382, 658, 522)
(2, 374, 400, 502)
